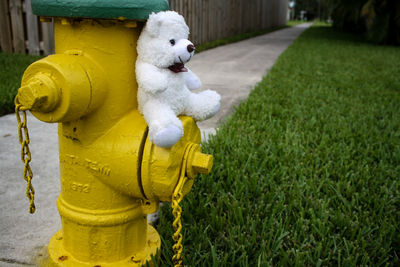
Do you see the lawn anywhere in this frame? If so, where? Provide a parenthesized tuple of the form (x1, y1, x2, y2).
(156, 24, 400, 266)
(0, 52, 42, 116)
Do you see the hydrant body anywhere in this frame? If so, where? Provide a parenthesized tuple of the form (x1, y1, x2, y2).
(48, 20, 158, 266)
(16, 1, 213, 266)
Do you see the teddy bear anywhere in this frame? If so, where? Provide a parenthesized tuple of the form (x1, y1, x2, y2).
(136, 11, 221, 148)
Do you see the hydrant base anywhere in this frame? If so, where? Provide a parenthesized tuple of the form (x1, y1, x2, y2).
(44, 225, 160, 266)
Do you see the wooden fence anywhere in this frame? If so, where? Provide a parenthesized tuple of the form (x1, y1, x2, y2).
(0, 0, 53, 55)
(0, 0, 288, 55)
(170, 0, 288, 46)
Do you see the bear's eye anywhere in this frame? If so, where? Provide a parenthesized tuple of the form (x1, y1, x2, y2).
(169, 39, 176, 46)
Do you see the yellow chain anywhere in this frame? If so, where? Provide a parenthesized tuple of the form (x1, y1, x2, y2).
(171, 190, 184, 267)
(171, 144, 194, 267)
(15, 103, 36, 214)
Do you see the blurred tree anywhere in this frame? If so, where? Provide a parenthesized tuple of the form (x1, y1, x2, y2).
(294, 0, 317, 20)
(332, 0, 400, 45)
(320, 0, 336, 21)
(293, 0, 399, 45)
(331, 0, 366, 32)
(361, 0, 400, 44)
(294, 0, 336, 21)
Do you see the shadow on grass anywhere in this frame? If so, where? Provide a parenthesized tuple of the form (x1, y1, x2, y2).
(303, 24, 400, 49)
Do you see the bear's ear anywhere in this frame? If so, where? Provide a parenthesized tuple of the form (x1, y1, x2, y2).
(145, 12, 163, 37)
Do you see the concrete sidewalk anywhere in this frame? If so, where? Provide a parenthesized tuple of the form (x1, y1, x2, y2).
(191, 23, 312, 137)
(0, 23, 311, 266)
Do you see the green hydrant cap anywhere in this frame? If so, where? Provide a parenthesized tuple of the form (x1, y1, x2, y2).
(32, 0, 169, 20)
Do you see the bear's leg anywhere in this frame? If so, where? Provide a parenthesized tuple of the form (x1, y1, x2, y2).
(142, 100, 183, 148)
(184, 90, 221, 121)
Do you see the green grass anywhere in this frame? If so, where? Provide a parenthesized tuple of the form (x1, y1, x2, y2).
(156, 24, 400, 266)
(0, 52, 42, 116)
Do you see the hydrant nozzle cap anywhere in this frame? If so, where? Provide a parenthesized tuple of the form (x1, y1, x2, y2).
(192, 152, 213, 175)
(186, 144, 213, 179)
(17, 74, 59, 112)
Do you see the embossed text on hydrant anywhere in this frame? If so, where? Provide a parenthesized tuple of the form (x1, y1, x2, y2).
(60, 154, 111, 176)
(70, 182, 90, 193)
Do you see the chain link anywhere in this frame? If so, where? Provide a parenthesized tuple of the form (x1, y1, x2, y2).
(171, 144, 194, 267)
(171, 191, 184, 266)
(15, 103, 36, 214)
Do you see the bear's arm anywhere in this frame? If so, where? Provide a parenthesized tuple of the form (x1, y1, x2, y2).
(136, 62, 168, 93)
(184, 68, 202, 90)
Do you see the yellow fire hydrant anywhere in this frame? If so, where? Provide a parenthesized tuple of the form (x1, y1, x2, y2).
(15, 0, 213, 266)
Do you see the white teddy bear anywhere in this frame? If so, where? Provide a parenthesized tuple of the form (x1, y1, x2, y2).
(136, 11, 221, 148)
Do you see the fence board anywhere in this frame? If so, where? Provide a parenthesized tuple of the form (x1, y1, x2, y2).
(24, 0, 39, 55)
(9, 0, 25, 53)
(221, 0, 227, 39)
(188, 0, 193, 43)
(41, 20, 54, 55)
(0, 0, 13, 52)
(201, 0, 207, 43)
(195, 0, 200, 45)
(212, 0, 217, 41)
(208, 0, 212, 42)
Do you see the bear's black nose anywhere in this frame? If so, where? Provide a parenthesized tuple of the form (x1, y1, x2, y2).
(187, 44, 195, 53)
